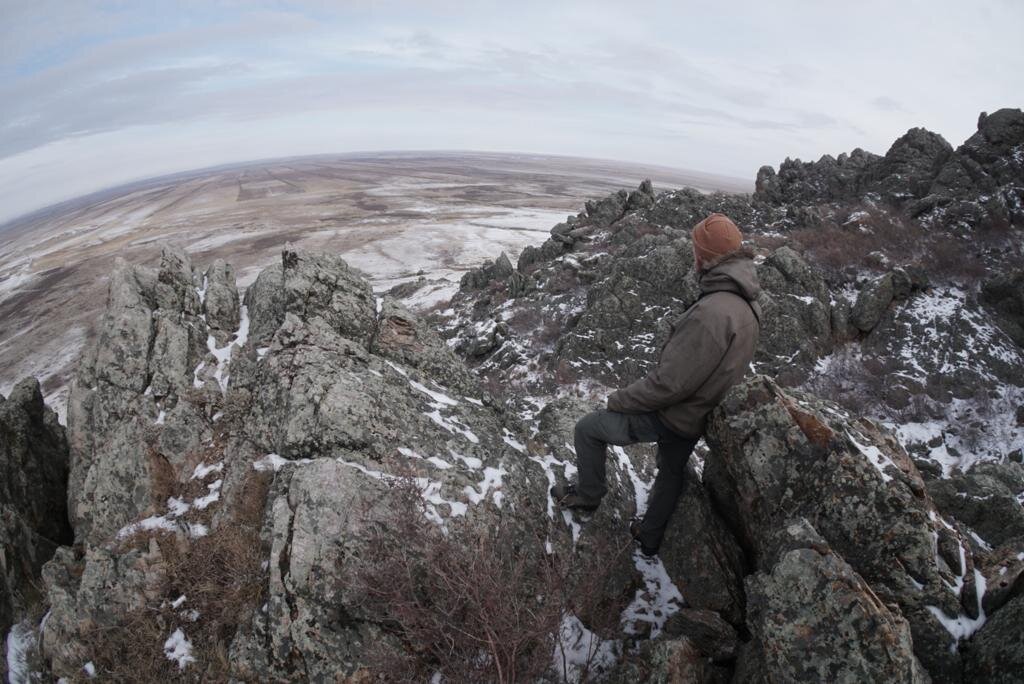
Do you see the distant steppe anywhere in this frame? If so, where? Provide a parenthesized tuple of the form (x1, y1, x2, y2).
(0, 151, 749, 417)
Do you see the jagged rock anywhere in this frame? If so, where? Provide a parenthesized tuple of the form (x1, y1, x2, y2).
(754, 148, 881, 205)
(625, 179, 656, 211)
(554, 236, 699, 387)
(1, 377, 70, 657)
(229, 461, 398, 680)
(662, 608, 738, 662)
(585, 189, 629, 227)
(202, 259, 241, 345)
(609, 637, 729, 684)
(851, 273, 894, 331)
(243, 262, 285, 349)
(704, 375, 976, 679)
(41, 541, 171, 678)
(981, 269, 1024, 346)
(745, 519, 929, 683)
(866, 128, 954, 203)
(976, 536, 1024, 614)
(754, 246, 833, 379)
(658, 468, 746, 626)
(459, 251, 515, 290)
(279, 248, 377, 345)
(924, 108, 1024, 229)
(964, 593, 1024, 682)
(927, 462, 1024, 549)
(66, 247, 212, 545)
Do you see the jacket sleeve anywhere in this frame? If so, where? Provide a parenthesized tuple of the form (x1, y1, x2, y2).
(606, 318, 725, 413)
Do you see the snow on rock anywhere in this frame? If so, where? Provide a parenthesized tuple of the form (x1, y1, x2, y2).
(553, 613, 620, 683)
(163, 628, 196, 670)
(191, 461, 224, 480)
(5, 619, 35, 684)
(621, 552, 684, 637)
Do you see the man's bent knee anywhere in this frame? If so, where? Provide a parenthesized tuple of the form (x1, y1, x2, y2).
(574, 410, 606, 442)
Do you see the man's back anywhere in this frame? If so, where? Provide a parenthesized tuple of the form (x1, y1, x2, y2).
(607, 251, 762, 437)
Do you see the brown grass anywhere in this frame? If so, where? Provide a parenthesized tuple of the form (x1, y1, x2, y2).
(81, 462, 271, 682)
(787, 208, 1001, 281)
(348, 471, 633, 683)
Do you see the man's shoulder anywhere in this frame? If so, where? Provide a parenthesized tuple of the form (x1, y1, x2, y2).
(689, 291, 759, 331)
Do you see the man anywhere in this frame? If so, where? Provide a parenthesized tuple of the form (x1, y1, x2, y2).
(550, 213, 762, 557)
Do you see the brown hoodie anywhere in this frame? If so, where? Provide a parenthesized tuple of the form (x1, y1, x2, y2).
(606, 253, 762, 437)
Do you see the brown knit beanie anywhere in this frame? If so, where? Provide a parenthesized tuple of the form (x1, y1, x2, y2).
(692, 213, 743, 264)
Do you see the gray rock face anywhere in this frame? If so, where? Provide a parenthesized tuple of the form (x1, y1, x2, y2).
(754, 246, 833, 381)
(867, 127, 954, 203)
(41, 248, 564, 680)
(927, 462, 1024, 549)
(657, 467, 746, 626)
(745, 520, 929, 683)
(201, 259, 240, 345)
(704, 376, 975, 679)
(0, 377, 70, 654)
(981, 269, 1024, 347)
(754, 148, 882, 205)
(67, 246, 213, 545)
(851, 273, 895, 332)
(964, 593, 1024, 683)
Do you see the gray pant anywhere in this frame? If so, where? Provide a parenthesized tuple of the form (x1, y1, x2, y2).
(574, 409, 698, 551)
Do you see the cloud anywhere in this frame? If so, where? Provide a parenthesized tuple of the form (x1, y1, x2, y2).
(0, 0, 1022, 223)
(871, 96, 905, 113)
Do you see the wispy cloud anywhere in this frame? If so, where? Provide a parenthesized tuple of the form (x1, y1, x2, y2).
(0, 0, 1022, 223)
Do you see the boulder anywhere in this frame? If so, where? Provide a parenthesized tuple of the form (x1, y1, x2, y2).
(981, 269, 1024, 347)
(754, 246, 833, 378)
(927, 462, 1024, 549)
(745, 520, 929, 683)
(704, 376, 978, 679)
(964, 593, 1024, 682)
(201, 259, 241, 345)
(1, 377, 70, 655)
(851, 273, 894, 332)
(866, 127, 954, 203)
(657, 467, 746, 626)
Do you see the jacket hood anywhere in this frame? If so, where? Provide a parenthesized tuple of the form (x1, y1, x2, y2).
(698, 254, 763, 323)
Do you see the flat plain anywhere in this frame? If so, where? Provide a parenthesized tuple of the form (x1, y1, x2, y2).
(0, 151, 749, 418)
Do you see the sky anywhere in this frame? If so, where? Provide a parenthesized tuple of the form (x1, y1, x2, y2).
(0, 0, 1022, 224)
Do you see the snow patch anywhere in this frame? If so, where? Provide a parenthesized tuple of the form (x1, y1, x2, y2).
(163, 628, 196, 670)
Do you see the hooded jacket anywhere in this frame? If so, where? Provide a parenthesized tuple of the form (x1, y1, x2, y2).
(606, 253, 762, 438)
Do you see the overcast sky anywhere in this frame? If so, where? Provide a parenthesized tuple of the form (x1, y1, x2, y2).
(0, 0, 1021, 224)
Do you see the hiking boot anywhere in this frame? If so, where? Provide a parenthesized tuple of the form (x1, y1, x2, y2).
(550, 483, 600, 512)
(629, 518, 659, 558)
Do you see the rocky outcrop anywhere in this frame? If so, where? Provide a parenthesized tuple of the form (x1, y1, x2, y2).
(38, 248, 565, 681)
(753, 246, 833, 381)
(66, 247, 213, 546)
(745, 520, 929, 682)
(964, 593, 1024, 682)
(981, 269, 1024, 346)
(1, 377, 70, 676)
(851, 272, 895, 332)
(927, 462, 1024, 550)
(704, 375, 980, 680)
(755, 108, 1024, 232)
(866, 128, 954, 203)
(755, 148, 881, 205)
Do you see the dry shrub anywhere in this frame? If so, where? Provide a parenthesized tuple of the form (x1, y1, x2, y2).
(82, 468, 271, 682)
(788, 207, 1005, 281)
(349, 474, 632, 683)
(508, 306, 542, 334)
(78, 606, 182, 683)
